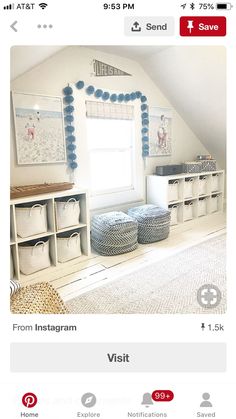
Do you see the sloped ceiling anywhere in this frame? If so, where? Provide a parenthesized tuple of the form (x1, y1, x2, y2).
(11, 45, 226, 169)
(140, 46, 226, 169)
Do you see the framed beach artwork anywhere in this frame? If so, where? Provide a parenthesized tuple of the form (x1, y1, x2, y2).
(149, 107, 172, 157)
(12, 92, 66, 165)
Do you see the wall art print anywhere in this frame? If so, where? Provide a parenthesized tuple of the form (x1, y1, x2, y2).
(149, 107, 172, 157)
(12, 92, 66, 165)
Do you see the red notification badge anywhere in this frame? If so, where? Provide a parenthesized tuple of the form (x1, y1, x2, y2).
(152, 390, 174, 402)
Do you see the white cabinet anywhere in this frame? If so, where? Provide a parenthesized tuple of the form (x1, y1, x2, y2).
(10, 189, 90, 282)
(147, 170, 224, 226)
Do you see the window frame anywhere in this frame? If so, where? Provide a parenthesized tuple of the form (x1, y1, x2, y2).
(84, 95, 144, 211)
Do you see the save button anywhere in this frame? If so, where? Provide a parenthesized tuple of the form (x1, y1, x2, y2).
(180, 16, 226, 36)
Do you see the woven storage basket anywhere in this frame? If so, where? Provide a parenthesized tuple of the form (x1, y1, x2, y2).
(18, 239, 51, 275)
(169, 204, 179, 226)
(15, 202, 48, 238)
(128, 204, 171, 244)
(184, 178, 194, 199)
(200, 159, 217, 172)
(91, 211, 138, 256)
(10, 282, 68, 314)
(168, 180, 179, 202)
(212, 173, 220, 192)
(198, 198, 207, 217)
(55, 197, 80, 230)
(57, 231, 81, 262)
(183, 162, 202, 174)
(211, 195, 219, 212)
(183, 201, 194, 221)
(199, 176, 207, 195)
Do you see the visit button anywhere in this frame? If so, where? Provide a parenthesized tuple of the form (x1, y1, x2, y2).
(180, 16, 226, 36)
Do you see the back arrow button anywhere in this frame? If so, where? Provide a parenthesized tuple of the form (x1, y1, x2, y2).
(10, 21, 18, 32)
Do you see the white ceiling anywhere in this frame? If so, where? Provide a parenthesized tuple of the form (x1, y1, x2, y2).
(11, 45, 226, 168)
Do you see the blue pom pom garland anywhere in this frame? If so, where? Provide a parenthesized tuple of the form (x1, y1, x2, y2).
(64, 80, 149, 160)
(118, 93, 124, 102)
(110, 93, 117, 102)
(64, 95, 74, 104)
(70, 161, 78, 169)
(63, 86, 73, 95)
(102, 91, 110, 101)
(86, 85, 95, 95)
(64, 105, 74, 114)
(95, 89, 103, 98)
(65, 114, 74, 123)
(76, 80, 85, 89)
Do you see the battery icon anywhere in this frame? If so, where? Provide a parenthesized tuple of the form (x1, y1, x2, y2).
(216, 3, 233, 9)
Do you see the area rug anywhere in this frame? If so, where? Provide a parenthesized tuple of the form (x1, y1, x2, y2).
(66, 234, 226, 314)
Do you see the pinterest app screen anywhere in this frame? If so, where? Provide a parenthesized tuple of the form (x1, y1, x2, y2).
(0, 0, 235, 417)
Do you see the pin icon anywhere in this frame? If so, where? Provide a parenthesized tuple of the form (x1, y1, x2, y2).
(22, 393, 38, 408)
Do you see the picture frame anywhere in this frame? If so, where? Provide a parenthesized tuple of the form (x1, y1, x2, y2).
(12, 91, 66, 165)
(148, 107, 172, 157)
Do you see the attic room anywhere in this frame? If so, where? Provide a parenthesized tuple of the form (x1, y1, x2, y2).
(10, 45, 226, 314)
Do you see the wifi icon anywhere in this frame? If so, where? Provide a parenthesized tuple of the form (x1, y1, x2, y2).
(39, 2, 48, 9)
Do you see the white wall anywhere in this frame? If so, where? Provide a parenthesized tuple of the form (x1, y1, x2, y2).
(11, 46, 209, 190)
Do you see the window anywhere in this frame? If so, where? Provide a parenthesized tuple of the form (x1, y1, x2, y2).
(87, 118, 134, 193)
(86, 100, 144, 210)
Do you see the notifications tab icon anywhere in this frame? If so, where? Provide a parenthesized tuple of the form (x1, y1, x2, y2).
(180, 16, 226, 36)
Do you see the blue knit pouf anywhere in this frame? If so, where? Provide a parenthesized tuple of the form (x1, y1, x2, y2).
(91, 211, 138, 256)
(128, 204, 171, 244)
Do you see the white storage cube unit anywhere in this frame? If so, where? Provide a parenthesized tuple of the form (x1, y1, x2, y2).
(211, 174, 220, 192)
(184, 178, 194, 199)
(57, 232, 81, 263)
(183, 201, 194, 221)
(168, 180, 180, 202)
(55, 198, 80, 230)
(147, 170, 224, 226)
(18, 239, 51, 275)
(15, 203, 48, 238)
(198, 198, 207, 217)
(199, 176, 207, 196)
(10, 189, 90, 282)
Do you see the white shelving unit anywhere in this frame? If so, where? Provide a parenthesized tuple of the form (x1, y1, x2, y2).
(147, 170, 224, 227)
(10, 188, 90, 283)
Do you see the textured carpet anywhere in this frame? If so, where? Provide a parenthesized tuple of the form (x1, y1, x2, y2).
(66, 234, 226, 314)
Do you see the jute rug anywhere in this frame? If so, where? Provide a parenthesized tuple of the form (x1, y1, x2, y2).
(66, 234, 226, 314)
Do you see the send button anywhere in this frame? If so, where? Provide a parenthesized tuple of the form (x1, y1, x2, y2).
(125, 17, 174, 36)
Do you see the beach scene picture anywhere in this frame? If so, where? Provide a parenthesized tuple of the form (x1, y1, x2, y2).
(12, 92, 66, 164)
(149, 107, 172, 157)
